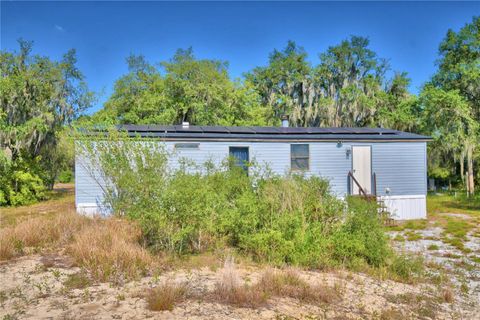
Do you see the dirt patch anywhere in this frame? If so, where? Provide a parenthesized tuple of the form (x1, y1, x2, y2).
(0, 253, 478, 319)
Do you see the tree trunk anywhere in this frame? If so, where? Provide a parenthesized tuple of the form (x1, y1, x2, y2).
(460, 155, 465, 183)
(467, 145, 475, 196)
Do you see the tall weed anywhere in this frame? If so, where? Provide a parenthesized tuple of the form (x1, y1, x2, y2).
(67, 218, 154, 282)
(0, 211, 89, 260)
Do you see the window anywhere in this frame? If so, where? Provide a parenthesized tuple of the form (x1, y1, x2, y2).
(229, 147, 249, 173)
(291, 144, 309, 171)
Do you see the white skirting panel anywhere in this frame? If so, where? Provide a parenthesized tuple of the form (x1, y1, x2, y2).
(378, 195, 427, 220)
(76, 203, 111, 216)
(76, 203, 100, 216)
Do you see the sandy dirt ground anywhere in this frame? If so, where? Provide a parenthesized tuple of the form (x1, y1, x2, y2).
(0, 249, 478, 320)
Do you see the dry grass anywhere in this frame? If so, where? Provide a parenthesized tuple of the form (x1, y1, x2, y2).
(0, 211, 89, 260)
(0, 229, 16, 260)
(385, 292, 438, 319)
(1, 205, 156, 283)
(441, 287, 454, 303)
(258, 268, 341, 304)
(67, 218, 154, 282)
(63, 272, 92, 290)
(379, 308, 404, 320)
(146, 281, 189, 311)
(212, 258, 341, 308)
(213, 257, 269, 308)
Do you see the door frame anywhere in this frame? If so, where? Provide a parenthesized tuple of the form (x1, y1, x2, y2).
(351, 145, 373, 195)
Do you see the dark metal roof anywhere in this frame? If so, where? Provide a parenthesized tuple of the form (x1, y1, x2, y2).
(115, 124, 431, 141)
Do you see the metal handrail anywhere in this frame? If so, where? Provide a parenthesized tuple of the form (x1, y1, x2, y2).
(348, 171, 367, 197)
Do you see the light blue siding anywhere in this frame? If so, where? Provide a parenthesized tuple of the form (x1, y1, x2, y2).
(75, 152, 108, 213)
(75, 140, 427, 212)
(372, 142, 427, 196)
(309, 143, 351, 195)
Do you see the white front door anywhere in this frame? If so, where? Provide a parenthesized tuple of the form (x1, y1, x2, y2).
(352, 146, 372, 195)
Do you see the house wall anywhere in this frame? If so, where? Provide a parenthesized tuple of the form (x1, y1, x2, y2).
(75, 152, 109, 215)
(75, 140, 427, 219)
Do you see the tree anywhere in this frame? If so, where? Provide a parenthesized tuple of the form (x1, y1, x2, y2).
(314, 36, 389, 127)
(245, 41, 313, 126)
(246, 37, 415, 129)
(96, 55, 168, 124)
(426, 17, 480, 195)
(374, 73, 420, 132)
(0, 40, 93, 203)
(420, 86, 478, 191)
(98, 49, 273, 126)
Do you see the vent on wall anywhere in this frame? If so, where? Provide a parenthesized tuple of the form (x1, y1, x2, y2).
(174, 143, 200, 149)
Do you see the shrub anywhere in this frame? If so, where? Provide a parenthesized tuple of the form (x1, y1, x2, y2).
(4, 170, 46, 206)
(57, 170, 73, 183)
(0, 154, 47, 206)
(388, 254, 424, 282)
(78, 133, 392, 270)
(331, 197, 390, 268)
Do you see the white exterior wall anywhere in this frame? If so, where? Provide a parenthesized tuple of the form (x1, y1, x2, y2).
(75, 140, 427, 220)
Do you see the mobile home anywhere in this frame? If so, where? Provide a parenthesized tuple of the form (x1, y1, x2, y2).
(75, 123, 431, 220)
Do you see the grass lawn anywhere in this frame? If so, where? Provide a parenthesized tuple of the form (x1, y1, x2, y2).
(0, 183, 75, 226)
(427, 193, 480, 217)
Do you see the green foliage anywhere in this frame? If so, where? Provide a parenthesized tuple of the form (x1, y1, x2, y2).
(96, 37, 417, 131)
(0, 153, 46, 206)
(428, 166, 451, 180)
(388, 254, 424, 282)
(57, 170, 73, 183)
(332, 197, 390, 268)
(8, 170, 46, 206)
(79, 133, 392, 270)
(0, 40, 92, 205)
(95, 50, 273, 126)
(245, 37, 416, 129)
(422, 17, 479, 192)
(85, 23, 479, 191)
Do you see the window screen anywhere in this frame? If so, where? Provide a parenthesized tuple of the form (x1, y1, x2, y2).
(291, 144, 309, 171)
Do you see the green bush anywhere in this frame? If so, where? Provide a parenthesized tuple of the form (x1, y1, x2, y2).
(0, 154, 46, 206)
(78, 134, 393, 270)
(57, 170, 73, 183)
(332, 197, 390, 267)
(9, 170, 46, 206)
(388, 254, 424, 282)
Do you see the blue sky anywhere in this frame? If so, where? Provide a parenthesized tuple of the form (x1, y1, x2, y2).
(1, 1, 478, 114)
